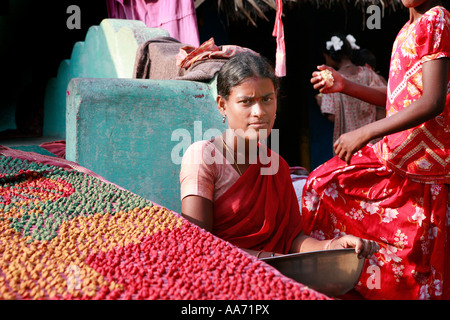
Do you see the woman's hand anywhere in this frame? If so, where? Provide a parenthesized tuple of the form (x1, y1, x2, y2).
(311, 65, 345, 94)
(334, 127, 370, 164)
(331, 235, 379, 259)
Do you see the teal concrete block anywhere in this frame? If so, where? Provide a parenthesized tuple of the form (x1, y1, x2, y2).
(43, 19, 170, 138)
(66, 78, 225, 213)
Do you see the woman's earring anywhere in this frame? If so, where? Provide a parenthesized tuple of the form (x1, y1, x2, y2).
(222, 115, 226, 123)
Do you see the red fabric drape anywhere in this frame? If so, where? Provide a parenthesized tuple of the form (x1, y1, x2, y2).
(302, 146, 450, 299)
(213, 152, 302, 254)
(272, 0, 286, 77)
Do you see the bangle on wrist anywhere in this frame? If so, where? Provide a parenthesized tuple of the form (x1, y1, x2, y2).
(256, 250, 276, 259)
(324, 238, 336, 250)
(256, 250, 264, 259)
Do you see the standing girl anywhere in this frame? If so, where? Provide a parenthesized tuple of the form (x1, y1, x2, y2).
(318, 33, 386, 149)
(309, 0, 450, 299)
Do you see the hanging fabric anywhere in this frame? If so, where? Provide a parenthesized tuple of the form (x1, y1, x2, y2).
(272, 0, 286, 77)
(106, 0, 200, 47)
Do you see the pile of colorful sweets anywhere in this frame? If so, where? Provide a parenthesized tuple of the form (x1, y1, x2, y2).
(0, 150, 329, 300)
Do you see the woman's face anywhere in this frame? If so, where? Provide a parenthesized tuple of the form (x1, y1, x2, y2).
(218, 76, 277, 141)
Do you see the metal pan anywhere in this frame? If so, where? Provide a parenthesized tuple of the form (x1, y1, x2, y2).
(261, 248, 365, 297)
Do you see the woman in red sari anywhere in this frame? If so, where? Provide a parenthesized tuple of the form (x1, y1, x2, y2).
(309, 1, 449, 299)
(180, 52, 378, 259)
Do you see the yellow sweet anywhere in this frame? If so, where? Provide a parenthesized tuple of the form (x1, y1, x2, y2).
(320, 69, 334, 88)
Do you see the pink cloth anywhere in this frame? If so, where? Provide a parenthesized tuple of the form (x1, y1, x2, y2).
(106, 0, 200, 47)
(39, 140, 66, 158)
(272, 0, 286, 77)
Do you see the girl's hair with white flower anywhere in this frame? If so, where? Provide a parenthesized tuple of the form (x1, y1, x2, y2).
(323, 33, 360, 63)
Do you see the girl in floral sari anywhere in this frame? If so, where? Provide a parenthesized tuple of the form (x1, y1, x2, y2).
(310, 0, 450, 299)
(180, 52, 378, 260)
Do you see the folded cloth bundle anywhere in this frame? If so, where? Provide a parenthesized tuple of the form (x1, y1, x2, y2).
(133, 37, 257, 82)
(133, 36, 185, 80)
(175, 37, 257, 69)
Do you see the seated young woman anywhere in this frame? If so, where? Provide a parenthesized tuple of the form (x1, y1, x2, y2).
(180, 52, 379, 259)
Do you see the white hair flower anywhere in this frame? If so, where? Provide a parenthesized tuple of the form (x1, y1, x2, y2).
(326, 36, 343, 51)
(346, 34, 360, 50)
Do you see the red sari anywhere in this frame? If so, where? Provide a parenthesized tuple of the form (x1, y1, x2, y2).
(213, 151, 303, 254)
(302, 6, 450, 300)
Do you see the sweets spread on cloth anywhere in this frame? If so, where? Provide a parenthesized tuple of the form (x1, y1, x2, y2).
(0, 147, 329, 300)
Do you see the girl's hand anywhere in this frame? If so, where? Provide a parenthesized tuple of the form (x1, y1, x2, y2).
(331, 235, 379, 259)
(334, 128, 370, 164)
(311, 65, 345, 94)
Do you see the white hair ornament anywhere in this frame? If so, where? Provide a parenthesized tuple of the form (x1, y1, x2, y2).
(326, 36, 343, 51)
(346, 34, 360, 50)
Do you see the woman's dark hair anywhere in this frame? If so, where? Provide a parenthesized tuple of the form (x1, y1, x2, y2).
(323, 33, 354, 63)
(217, 52, 279, 99)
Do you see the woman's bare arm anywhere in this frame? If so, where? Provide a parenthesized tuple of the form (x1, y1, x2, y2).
(311, 65, 387, 107)
(334, 58, 449, 163)
(181, 195, 214, 232)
